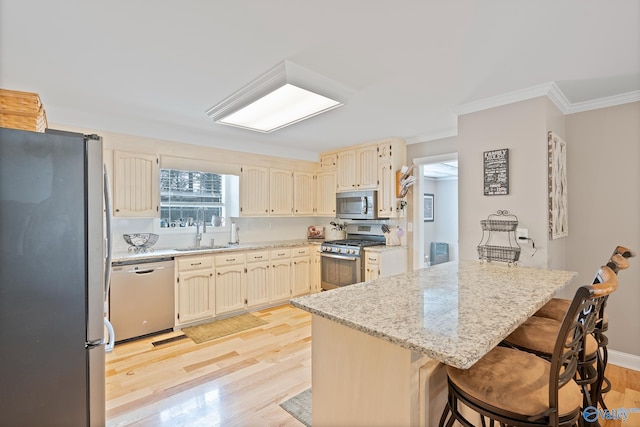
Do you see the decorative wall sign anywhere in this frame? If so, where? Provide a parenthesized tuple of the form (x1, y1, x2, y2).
(423, 193, 434, 222)
(483, 148, 509, 195)
(548, 131, 568, 239)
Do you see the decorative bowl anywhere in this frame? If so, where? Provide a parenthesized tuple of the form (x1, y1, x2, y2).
(123, 233, 159, 248)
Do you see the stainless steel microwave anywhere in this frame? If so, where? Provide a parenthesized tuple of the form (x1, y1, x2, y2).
(336, 190, 384, 219)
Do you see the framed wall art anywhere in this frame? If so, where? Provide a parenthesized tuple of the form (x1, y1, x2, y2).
(423, 193, 434, 222)
(483, 148, 509, 195)
(548, 131, 568, 239)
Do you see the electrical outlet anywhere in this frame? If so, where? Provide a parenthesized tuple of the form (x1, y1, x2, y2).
(516, 228, 528, 240)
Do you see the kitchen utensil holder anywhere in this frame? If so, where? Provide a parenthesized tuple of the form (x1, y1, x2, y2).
(477, 210, 520, 265)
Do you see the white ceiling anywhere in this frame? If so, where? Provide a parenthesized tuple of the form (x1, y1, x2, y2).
(1, 1, 638, 161)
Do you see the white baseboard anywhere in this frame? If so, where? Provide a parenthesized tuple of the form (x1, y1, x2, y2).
(608, 350, 640, 371)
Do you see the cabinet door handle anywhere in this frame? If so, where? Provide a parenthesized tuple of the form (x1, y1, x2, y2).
(226, 258, 236, 262)
(191, 262, 202, 266)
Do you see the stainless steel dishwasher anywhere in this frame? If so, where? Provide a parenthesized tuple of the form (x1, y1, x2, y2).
(110, 257, 175, 343)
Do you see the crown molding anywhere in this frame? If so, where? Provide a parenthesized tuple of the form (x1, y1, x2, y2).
(566, 90, 640, 114)
(453, 82, 639, 118)
(405, 126, 458, 144)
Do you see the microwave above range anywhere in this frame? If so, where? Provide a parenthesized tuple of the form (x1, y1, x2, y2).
(336, 190, 387, 220)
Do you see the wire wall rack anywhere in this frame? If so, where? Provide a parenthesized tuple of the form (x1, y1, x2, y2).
(477, 210, 521, 265)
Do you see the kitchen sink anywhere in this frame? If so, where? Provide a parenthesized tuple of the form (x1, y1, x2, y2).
(174, 245, 230, 251)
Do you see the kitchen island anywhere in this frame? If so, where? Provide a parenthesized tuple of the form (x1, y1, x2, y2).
(290, 260, 577, 426)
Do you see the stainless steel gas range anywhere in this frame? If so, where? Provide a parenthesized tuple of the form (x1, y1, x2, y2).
(320, 223, 386, 291)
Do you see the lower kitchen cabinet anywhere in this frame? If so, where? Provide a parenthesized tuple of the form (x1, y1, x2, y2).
(176, 255, 215, 326)
(291, 246, 311, 296)
(215, 253, 246, 315)
(270, 248, 292, 302)
(364, 247, 408, 282)
(245, 251, 270, 308)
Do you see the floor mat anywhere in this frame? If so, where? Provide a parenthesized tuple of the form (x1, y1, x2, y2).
(182, 313, 267, 344)
(280, 388, 311, 427)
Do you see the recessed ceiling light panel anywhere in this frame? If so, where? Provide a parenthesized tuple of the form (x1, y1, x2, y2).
(206, 60, 351, 133)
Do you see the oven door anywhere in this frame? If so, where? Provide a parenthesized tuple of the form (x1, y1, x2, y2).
(321, 252, 362, 290)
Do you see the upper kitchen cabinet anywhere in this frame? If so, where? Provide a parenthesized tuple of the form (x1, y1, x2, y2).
(112, 150, 159, 217)
(315, 170, 336, 216)
(377, 138, 407, 217)
(294, 171, 315, 215)
(323, 138, 406, 216)
(270, 168, 293, 215)
(336, 144, 378, 191)
(319, 152, 337, 170)
(240, 166, 269, 216)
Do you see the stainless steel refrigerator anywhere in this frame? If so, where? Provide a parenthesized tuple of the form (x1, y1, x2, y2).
(0, 127, 106, 426)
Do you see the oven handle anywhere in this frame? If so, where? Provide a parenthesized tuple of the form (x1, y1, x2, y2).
(321, 253, 359, 261)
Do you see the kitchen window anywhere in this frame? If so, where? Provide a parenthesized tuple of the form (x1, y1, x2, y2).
(160, 168, 238, 228)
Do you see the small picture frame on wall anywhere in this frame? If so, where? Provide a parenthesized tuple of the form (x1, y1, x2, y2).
(423, 193, 434, 222)
(483, 148, 509, 195)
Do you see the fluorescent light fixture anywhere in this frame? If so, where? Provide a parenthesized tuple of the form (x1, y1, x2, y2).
(206, 60, 350, 133)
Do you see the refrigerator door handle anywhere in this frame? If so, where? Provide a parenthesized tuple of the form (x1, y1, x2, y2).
(103, 164, 113, 310)
(103, 317, 115, 352)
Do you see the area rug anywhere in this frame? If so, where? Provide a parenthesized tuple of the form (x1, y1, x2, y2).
(280, 388, 312, 427)
(182, 313, 267, 344)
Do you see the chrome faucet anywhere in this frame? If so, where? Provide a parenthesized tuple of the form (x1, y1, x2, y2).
(195, 208, 206, 247)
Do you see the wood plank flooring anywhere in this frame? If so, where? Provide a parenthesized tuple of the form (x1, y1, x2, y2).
(106, 304, 640, 427)
(106, 304, 311, 426)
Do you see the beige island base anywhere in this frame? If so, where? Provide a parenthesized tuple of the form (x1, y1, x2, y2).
(291, 261, 577, 426)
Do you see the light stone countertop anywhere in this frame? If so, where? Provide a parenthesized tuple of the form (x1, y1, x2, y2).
(290, 260, 577, 369)
(112, 239, 319, 263)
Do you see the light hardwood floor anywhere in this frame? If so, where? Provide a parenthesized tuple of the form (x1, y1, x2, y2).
(106, 304, 640, 427)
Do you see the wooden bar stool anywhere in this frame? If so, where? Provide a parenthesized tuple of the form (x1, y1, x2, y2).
(439, 266, 618, 427)
(534, 246, 633, 321)
(526, 246, 634, 410)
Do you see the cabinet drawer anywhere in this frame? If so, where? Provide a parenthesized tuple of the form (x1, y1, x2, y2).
(215, 252, 246, 266)
(365, 253, 380, 265)
(271, 248, 291, 259)
(246, 250, 269, 263)
(177, 255, 214, 271)
(291, 246, 310, 257)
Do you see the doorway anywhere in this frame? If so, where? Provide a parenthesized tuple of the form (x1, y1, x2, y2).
(412, 153, 458, 269)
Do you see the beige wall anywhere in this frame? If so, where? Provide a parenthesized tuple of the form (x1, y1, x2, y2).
(562, 101, 640, 357)
(458, 97, 554, 268)
(407, 99, 640, 359)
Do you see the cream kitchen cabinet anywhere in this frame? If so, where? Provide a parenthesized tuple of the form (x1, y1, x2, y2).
(377, 160, 395, 217)
(270, 248, 292, 302)
(293, 171, 315, 215)
(214, 253, 246, 315)
(270, 168, 293, 215)
(377, 139, 407, 218)
(364, 247, 408, 282)
(176, 255, 215, 326)
(245, 250, 270, 308)
(310, 244, 322, 293)
(315, 170, 336, 216)
(240, 166, 269, 216)
(356, 145, 379, 190)
(319, 152, 337, 170)
(113, 150, 159, 217)
(336, 149, 357, 192)
(364, 251, 381, 282)
(335, 144, 379, 192)
(291, 246, 311, 296)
